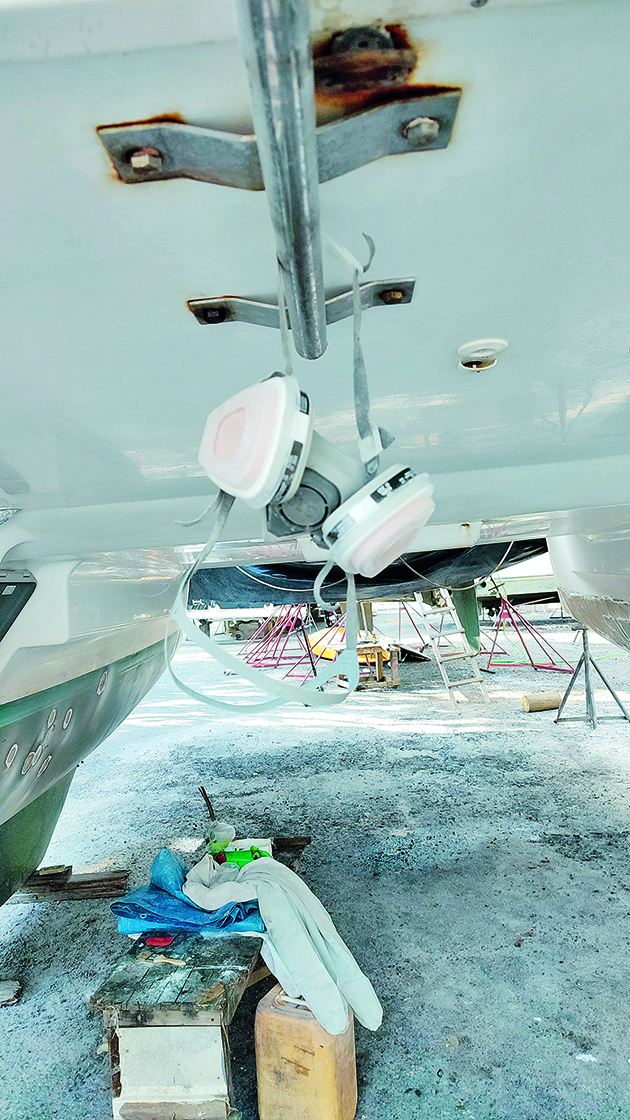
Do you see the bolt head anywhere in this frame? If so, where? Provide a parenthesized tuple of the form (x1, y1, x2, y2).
(129, 147, 163, 173)
(401, 117, 440, 147)
(201, 306, 228, 325)
(379, 289, 405, 305)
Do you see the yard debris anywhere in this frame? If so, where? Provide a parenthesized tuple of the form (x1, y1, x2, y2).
(0, 980, 22, 1007)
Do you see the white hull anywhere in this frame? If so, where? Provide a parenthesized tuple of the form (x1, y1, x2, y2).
(0, 0, 629, 884)
(0, 0, 628, 567)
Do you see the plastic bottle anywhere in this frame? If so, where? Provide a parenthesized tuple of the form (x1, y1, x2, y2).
(255, 984, 357, 1120)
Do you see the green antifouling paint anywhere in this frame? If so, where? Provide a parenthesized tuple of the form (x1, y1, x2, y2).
(450, 586, 481, 655)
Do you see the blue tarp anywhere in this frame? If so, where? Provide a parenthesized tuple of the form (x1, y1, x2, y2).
(111, 848, 265, 935)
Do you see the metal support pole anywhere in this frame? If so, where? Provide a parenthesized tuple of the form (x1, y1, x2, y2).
(236, 0, 327, 359)
(582, 630, 597, 728)
(555, 626, 630, 727)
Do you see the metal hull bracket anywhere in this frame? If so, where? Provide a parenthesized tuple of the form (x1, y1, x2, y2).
(97, 91, 461, 191)
(188, 278, 415, 329)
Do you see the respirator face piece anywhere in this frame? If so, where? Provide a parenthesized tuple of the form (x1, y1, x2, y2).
(198, 373, 312, 510)
(198, 375, 435, 580)
(266, 467, 341, 538)
(321, 464, 435, 578)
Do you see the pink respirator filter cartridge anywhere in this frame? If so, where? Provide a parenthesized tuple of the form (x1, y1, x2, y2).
(198, 374, 313, 509)
(322, 464, 435, 578)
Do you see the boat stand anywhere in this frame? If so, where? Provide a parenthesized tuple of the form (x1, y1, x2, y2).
(483, 587, 573, 673)
(555, 627, 630, 729)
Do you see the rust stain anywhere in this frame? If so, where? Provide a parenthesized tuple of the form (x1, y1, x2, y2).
(314, 47, 418, 94)
(97, 113, 185, 183)
(314, 24, 418, 96)
(97, 111, 184, 132)
(315, 81, 461, 124)
(313, 23, 458, 123)
(312, 21, 413, 58)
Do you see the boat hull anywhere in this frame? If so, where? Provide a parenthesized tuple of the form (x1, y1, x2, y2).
(0, 771, 74, 906)
(549, 533, 630, 653)
(0, 633, 174, 903)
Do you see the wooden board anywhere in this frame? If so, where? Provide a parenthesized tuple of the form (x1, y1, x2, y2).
(117, 1100, 228, 1119)
(92, 932, 263, 1027)
(272, 835, 311, 871)
(10, 866, 129, 902)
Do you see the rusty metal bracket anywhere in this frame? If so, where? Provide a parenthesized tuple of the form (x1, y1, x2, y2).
(187, 278, 415, 327)
(97, 91, 460, 190)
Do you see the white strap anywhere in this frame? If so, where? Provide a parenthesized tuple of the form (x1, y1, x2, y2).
(165, 495, 359, 711)
(323, 232, 387, 477)
(277, 263, 294, 377)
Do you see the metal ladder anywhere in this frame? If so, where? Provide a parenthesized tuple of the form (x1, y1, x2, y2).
(413, 590, 490, 708)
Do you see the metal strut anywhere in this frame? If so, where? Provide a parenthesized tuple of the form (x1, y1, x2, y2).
(235, 0, 327, 360)
(554, 626, 630, 729)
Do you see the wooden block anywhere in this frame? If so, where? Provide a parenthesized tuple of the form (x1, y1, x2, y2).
(0, 980, 21, 1007)
(32, 864, 72, 881)
(522, 691, 562, 712)
(92, 933, 263, 1028)
(356, 679, 400, 690)
(272, 836, 311, 872)
(11, 869, 129, 903)
(113, 1025, 228, 1120)
(93, 934, 264, 1119)
(354, 643, 400, 688)
(246, 964, 271, 989)
(117, 1101, 228, 1119)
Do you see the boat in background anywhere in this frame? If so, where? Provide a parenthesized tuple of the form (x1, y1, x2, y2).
(476, 553, 559, 614)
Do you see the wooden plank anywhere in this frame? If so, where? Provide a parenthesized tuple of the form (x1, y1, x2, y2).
(118, 1100, 228, 1119)
(104, 1012, 122, 1097)
(91, 959, 156, 1011)
(92, 934, 262, 1027)
(273, 835, 312, 849)
(0, 980, 21, 1007)
(114, 1008, 222, 1028)
(245, 963, 271, 989)
(30, 864, 72, 882)
(356, 678, 400, 690)
(273, 835, 311, 871)
(128, 962, 192, 1009)
(12, 868, 129, 903)
(174, 968, 227, 1014)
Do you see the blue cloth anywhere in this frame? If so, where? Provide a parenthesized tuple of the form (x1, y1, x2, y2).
(111, 848, 265, 935)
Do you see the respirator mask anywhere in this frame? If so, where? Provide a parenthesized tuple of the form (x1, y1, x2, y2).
(198, 371, 434, 580)
(167, 237, 435, 711)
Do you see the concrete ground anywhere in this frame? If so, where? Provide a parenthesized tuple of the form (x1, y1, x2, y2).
(2, 610, 630, 1120)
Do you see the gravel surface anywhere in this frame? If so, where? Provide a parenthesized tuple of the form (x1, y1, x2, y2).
(1, 611, 630, 1120)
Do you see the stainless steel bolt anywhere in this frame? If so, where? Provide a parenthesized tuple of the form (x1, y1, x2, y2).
(129, 147, 163, 173)
(401, 117, 440, 147)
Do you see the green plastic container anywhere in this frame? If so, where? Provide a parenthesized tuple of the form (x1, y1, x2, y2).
(223, 846, 271, 867)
